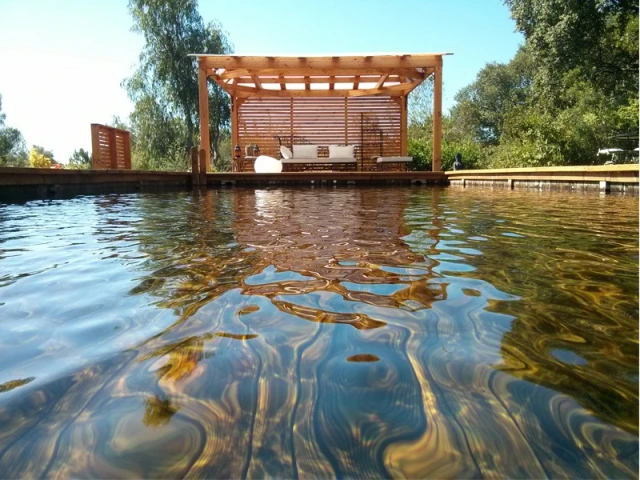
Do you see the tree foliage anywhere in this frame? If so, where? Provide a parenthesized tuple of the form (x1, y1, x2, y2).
(69, 148, 92, 169)
(0, 94, 28, 167)
(29, 147, 52, 168)
(406, 0, 638, 169)
(124, 0, 232, 171)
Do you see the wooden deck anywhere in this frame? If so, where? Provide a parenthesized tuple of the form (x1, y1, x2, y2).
(446, 164, 639, 192)
(204, 171, 446, 186)
(1, 165, 637, 201)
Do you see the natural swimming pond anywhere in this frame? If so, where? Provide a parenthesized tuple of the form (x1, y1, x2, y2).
(0, 187, 637, 478)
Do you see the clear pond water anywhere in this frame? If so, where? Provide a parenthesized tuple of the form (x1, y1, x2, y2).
(0, 187, 637, 478)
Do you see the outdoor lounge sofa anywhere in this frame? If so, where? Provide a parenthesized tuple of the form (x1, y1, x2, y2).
(280, 145, 357, 172)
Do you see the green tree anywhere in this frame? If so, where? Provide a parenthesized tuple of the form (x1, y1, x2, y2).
(69, 148, 92, 169)
(124, 0, 232, 170)
(29, 147, 52, 168)
(0, 94, 28, 167)
(505, 0, 638, 99)
(450, 46, 534, 145)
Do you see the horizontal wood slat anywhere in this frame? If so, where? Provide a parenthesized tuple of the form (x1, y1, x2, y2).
(91, 124, 132, 170)
(237, 96, 401, 172)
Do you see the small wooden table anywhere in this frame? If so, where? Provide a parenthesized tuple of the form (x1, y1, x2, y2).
(233, 156, 257, 172)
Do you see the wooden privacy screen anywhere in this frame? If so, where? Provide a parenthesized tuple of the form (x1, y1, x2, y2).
(91, 124, 132, 170)
(236, 96, 402, 171)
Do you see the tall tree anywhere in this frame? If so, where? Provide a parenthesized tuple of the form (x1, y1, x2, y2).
(0, 94, 28, 167)
(505, 0, 638, 105)
(450, 46, 534, 145)
(125, 0, 232, 170)
(69, 148, 92, 169)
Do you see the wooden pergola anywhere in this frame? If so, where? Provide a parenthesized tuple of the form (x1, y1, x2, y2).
(192, 53, 450, 172)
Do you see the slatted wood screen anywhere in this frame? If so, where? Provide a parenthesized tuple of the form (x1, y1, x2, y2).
(91, 124, 132, 170)
(236, 96, 401, 171)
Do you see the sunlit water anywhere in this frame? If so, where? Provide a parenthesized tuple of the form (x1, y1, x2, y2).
(0, 187, 637, 478)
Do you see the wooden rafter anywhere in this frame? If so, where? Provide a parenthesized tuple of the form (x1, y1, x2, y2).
(232, 75, 396, 84)
(251, 75, 263, 89)
(375, 73, 389, 89)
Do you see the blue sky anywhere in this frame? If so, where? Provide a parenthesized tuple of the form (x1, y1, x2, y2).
(0, 0, 523, 162)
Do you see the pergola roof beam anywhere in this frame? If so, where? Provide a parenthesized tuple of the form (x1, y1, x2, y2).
(193, 53, 451, 70)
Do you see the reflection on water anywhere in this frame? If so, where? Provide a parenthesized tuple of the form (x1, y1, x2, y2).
(0, 187, 637, 478)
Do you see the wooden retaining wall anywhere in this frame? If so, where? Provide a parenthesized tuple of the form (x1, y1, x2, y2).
(1, 164, 637, 201)
(446, 165, 639, 193)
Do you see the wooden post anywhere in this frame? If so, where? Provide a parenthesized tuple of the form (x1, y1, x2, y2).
(198, 59, 211, 171)
(123, 131, 132, 170)
(90, 124, 101, 169)
(400, 95, 407, 156)
(432, 57, 443, 171)
(199, 148, 207, 186)
(231, 96, 239, 152)
(191, 147, 199, 187)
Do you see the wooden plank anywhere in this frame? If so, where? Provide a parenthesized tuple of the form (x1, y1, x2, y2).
(218, 67, 428, 80)
(235, 75, 393, 84)
(108, 127, 118, 169)
(432, 58, 442, 171)
(90, 124, 102, 169)
(198, 54, 448, 70)
(445, 164, 640, 175)
(198, 60, 211, 171)
(450, 175, 639, 183)
(123, 131, 132, 169)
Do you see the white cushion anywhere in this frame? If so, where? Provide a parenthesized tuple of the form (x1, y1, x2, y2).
(281, 157, 356, 164)
(254, 155, 282, 173)
(280, 145, 292, 159)
(329, 145, 355, 158)
(293, 145, 318, 159)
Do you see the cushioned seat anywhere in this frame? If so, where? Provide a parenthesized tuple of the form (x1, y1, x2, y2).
(282, 157, 357, 164)
(376, 156, 413, 163)
(376, 156, 413, 171)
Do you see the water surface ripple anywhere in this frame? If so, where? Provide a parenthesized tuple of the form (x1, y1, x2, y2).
(0, 187, 637, 478)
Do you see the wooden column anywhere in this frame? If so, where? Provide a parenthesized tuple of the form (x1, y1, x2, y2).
(400, 95, 408, 156)
(231, 96, 239, 150)
(432, 57, 443, 171)
(123, 131, 132, 170)
(90, 124, 101, 169)
(198, 59, 211, 171)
